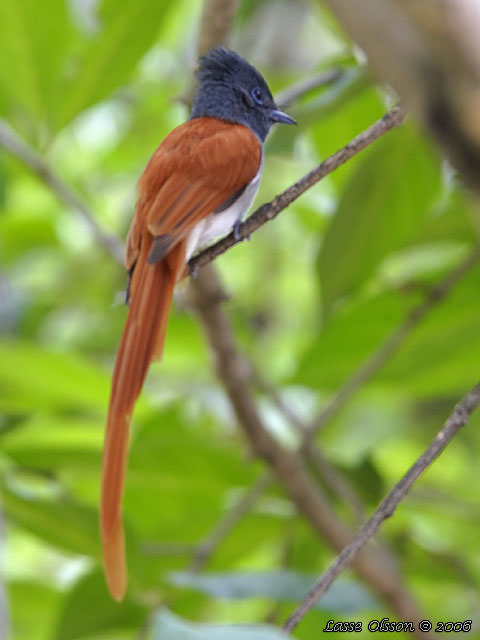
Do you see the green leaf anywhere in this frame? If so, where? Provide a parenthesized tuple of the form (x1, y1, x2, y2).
(8, 580, 60, 640)
(0, 340, 109, 413)
(0, 0, 72, 131)
(318, 123, 443, 315)
(413, 186, 477, 246)
(125, 407, 257, 539)
(294, 290, 412, 390)
(54, 569, 146, 640)
(1, 486, 100, 557)
(380, 264, 480, 395)
(57, 0, 170, 128)
(152, 609, 288, 640)
(169, 570, 376, 612)
(119, 407, 262, 593)
(295, 261, 480, 398)
(0, 415, 102, 472)
(0, 212, 58, 263)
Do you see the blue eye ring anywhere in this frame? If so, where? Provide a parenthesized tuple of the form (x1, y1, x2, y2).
(251, 87, 263, 105)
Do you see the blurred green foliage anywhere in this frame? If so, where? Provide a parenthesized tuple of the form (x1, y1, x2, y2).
(1, 1, 480, 638)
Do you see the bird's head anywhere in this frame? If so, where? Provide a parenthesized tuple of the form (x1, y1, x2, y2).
(191, 46, 296, 141)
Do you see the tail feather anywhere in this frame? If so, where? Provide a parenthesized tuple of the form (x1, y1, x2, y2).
(101, 240, 185, 601)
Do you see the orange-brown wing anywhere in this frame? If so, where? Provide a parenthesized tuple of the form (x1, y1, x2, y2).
(125, 118, 261, 272)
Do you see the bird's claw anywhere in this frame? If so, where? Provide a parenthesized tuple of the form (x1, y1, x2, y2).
(233, 221, 250, 241)
(188, 262, 198, 279)
(233, 220, 242, 241)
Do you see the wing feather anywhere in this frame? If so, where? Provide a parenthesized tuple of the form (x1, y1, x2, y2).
(127, 118, 261, 270)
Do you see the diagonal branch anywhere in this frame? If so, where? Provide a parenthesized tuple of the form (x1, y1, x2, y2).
(283, 381, 480, 633)
(274, 67, 343, 107)
(188, 105, 405, 273)
(0, 119, 124, 263)
(0, 106, 404, 277)
(190, 472, 275, 572)
(253, 371, 367, 523)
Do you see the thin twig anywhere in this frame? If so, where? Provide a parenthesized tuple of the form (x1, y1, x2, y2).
(189, 105, 405, 273)
(0, 119, 124, 263)
(304, 447, 367, 523)
(252, 371, 307, 432)
(283, 382, 480, 633)
(253, 371, 366, 523)
(275, 68, 343, 107)
(190, 472, 274, 572)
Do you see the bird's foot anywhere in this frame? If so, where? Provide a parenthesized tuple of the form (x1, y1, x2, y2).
(233, 220, 242, 241)
(188, 262, 198, 279)
(233, 220, 251, 241)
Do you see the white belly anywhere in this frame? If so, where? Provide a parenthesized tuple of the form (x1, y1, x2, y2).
(186, 156, 264, 260)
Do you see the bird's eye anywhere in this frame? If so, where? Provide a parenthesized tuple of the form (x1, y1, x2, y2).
(251, 87, 263, 105)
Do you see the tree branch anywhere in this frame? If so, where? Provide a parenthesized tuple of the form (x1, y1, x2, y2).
(185, 4, 425, 630)
(0, 105, 404, 279)
(189, 267, 430, 637)
(253, 371, 367, 523)
(283, 381, 480, 633)
(197, 0, 240, 57)
(324, 0, 480, 195)
(274, 67, 343, 107)
(189, 105, 405, 274)
(0, 119, 124, 263)
(244, 245, 480, 541)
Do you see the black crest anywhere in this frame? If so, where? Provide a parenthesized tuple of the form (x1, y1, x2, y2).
(191, 47, 294, 141)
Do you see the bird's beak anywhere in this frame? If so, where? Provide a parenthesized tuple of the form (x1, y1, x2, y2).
(270, 108, 296, 125)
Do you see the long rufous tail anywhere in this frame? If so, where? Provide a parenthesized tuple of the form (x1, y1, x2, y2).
(101, 238, 185, 600)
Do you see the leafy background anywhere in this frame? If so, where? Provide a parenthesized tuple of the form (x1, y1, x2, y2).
(1, 0, 480, 638)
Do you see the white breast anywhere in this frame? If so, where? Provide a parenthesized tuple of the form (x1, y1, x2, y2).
(186, 153, 264, 261)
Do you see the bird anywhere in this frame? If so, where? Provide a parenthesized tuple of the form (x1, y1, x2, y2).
(100, 46, 296, 601)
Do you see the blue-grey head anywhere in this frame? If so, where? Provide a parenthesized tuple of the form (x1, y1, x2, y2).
(191, 46, 296, 141)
